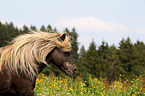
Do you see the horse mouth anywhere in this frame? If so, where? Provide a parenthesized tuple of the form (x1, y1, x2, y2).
(64, 70, 74, 77)
(61, 66, 76, 77)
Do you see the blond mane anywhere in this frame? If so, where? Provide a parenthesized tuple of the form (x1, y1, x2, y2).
(0, 31, 71, 77)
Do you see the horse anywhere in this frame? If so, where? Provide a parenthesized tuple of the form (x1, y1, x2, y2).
(0, 31, 76, 96)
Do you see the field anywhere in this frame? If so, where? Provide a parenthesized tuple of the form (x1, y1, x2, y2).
(34, 74, 145, 96)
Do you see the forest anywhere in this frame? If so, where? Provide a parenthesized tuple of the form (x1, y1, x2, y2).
(0, 21, 145, 81)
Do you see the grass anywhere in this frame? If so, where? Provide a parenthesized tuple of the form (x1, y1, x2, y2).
(34, 74, 145, 96)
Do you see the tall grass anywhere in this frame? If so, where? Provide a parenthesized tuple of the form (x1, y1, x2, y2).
(34, 74, 145, 96)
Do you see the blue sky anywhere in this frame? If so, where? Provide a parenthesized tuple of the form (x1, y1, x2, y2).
(0, 0, 145, 50)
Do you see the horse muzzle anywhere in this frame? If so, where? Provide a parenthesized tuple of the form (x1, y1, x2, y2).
(62, 62, 77, 77)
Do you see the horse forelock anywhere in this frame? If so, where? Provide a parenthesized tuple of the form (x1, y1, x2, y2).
(0, 31, 72, 77)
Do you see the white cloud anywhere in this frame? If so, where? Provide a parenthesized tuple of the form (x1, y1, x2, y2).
(53, 16, 130, 33)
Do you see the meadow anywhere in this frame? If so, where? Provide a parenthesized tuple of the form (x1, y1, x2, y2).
(34, 74, 145, 96)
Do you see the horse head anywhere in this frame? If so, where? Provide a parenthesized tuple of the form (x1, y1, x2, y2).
(45, 34, 77, 77)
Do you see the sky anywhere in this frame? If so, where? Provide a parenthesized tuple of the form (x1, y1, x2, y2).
(0, 0, 145, 50)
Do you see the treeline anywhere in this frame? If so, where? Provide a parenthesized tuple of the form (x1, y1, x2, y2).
(78, 39, 145, 81)
(0, 21, 145, 81)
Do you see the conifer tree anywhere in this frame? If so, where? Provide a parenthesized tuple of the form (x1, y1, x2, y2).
(65, 28, 69, 33)
(40, 25, 46, 32)
(133, 41, 145, 75)
(79, 45, 86, 57)
(6, 22, 15, 39)
(47, 24, 52, 32)
(79, 40, 99, 77)
(77, 45, 86, 75)
(103, 44, 119, 81)
(23, 25, 29, 33)
(30, 25, 37, 31)
(118, 37, 138, 76)
(97, 41, 109, 77)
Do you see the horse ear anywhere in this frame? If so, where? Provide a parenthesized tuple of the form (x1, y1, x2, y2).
(60, 34, 66, 41)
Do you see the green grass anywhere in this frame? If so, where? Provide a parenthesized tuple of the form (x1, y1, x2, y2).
(34, 74, 145, 96)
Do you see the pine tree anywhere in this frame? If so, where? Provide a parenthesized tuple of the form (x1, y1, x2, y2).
(79, 45, 86, 57)
(23, 25, 29, 33)
(78, 40, 99, 77)
(7, 22, 17, 38)
(97, 41, 109, 77)
(40, 25, 46, 32)
(118, 37, 138, 77)
(30, 25, 37, 31)
(47, 24, 52, 32)
(77, 45, 86, 75)
(104, 44, 119, 80)
(64, 28, 69, 33)
(133, 41, 145, 75)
